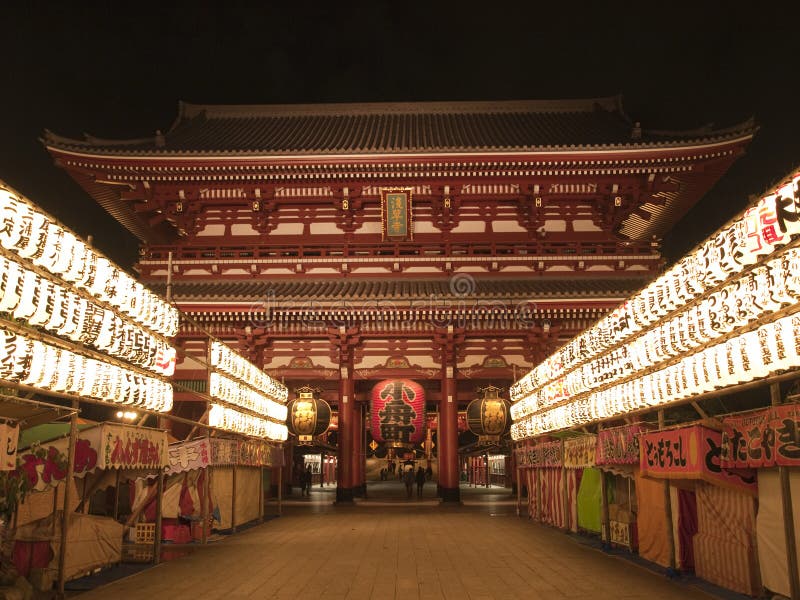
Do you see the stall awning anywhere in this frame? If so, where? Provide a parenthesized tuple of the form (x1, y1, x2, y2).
(0, 396, 76, 429)
(17, 422, 169, 491)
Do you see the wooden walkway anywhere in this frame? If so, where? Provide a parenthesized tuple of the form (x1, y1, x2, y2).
(74, 493, 718, 599)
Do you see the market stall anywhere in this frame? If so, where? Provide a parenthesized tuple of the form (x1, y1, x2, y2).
(721, 403, 800, 597)
(211, 438, 282, 531)
(595, 423, 652, 551)
(562, 435, 594, 533)
(516, 440, 565, 527)
(640, 424, 759, 593)
(509, 168, 800, 598)
(130, 435, 282, 537)
(12, 422, 168, 581)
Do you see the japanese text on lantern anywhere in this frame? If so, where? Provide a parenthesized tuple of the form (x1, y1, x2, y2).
(379, 381, 417, 443)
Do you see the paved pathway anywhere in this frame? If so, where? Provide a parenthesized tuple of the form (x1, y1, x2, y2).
(75, 486, 718, 600)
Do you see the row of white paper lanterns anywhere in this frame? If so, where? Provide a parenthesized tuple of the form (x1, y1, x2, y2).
(209, 372, 288, 422)
(0, 327, 173, 412)
(511, 174, 800, 403)
(0, 187, 180, 338)
(210, 341, 288, 403)
(0, 254, 176, 376)
(209, 404, 288, 441)
(511, 246, 800, 421)
(511, 311, 800, 439)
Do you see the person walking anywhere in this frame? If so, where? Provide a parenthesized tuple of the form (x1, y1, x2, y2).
(415, 466, 426, 498)
(403, 467, 414, 499)
(303, 465, 312, 497)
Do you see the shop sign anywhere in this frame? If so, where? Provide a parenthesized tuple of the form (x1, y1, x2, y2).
(640, 426, 756, 494)
(609, 521, 632, 548)
(721, 403, 800, 468)
(515, 440, 562, 468)
(563, 435, 596, 469)
(15, 423, 168, 490)
(167, 438, 210, 475)
(596, 423, 655, 465)
(209, 438, 283, 467)
(103, 424, 168, 470)
(1, 423, 19, 470)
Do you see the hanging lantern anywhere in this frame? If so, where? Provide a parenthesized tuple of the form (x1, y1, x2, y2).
(370, 379, 425, 448)
(466, 385, 510, 443)
(286, 386, 332, 444)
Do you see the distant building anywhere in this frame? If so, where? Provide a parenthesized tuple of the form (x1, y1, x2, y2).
(45, 96, 755, 501)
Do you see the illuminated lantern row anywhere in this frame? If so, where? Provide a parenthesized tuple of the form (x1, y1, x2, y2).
(209, 404, 288, 441)
(370, 379, 425, 448)
(466, 385, 510, 442)
(286, 386, 332, 443)
(0, 326, 173, 412)
(511, 172, 800, 404)
(0, 254, 176, 376)
(210, 341, 287, 403)
(209, 372, 288, 422)
(511, 312, 800, 439)
(0, 185, 179, 338)
(511, 246, 800, 422)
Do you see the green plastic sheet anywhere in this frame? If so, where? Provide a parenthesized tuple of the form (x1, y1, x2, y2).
(577, 467, 603, 533)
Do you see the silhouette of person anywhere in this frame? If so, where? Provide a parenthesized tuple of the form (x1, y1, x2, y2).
(415, 466, 426, 498)
(403, 467, 414, 499)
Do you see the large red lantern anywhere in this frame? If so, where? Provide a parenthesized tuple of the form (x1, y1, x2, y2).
(370, 379, 425, 448)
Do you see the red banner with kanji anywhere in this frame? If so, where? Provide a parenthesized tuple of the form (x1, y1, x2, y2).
(721, 404, 800, 468)
(640, 425, 756, 495)
(596, 423, 655, 465)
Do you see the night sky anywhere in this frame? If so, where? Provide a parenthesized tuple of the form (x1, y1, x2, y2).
(2, 3, 797, 270)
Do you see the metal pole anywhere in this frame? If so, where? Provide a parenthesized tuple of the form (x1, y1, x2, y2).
(202, 466, 210, 545)
(562, 462, 569, 531)
(485, 453, 490, 488)
(258, 466, 264, 522)
(231, 464, 237, 533)
(166, 251, 173, 302)
(81, 477, 89, 514)
(535, 467, 542, 522)
(56, 399, 79, 597)
(320, 451, 325, 488)
(50, 486, 59, 537)
(598, 424, 611, 544)
(658, 411, 677, 570)
(153, 471, 164, 565)
(772, 383, 800, 600)
(277, 466, 283, 516)
(516, 466, 522, 517)
(113, 470, 121, 521)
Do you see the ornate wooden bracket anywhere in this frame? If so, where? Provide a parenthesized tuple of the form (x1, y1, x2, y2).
(335, 186, 363, 234)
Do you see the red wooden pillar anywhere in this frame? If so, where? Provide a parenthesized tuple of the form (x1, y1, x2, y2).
(439, 361, 460, 502)
(360, 403, 368, 495)
(351, 402, 364, 497)
(337, 363, 355, 502)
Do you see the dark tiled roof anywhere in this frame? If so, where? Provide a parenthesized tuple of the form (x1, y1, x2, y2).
(43, 97, 755, 156)
(147, 277, 647, 303)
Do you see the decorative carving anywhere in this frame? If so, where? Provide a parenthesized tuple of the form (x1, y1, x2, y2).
(335, 187, 362, 233)
(431, 187, 460, 232)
